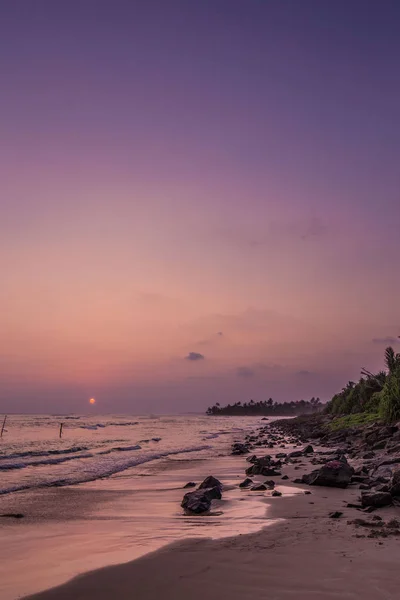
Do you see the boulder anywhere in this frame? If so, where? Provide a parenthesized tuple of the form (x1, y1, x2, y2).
(231, 442, 250, 455)
(303, 445, 314, 454)
(281, 475, 289, 480)
(198, 476, 223, 491)
(239, 478, 253, 488)
(289, 450, 303, 458)
(264, 480, 275, 489)
(251, 484, 267, 491)
(301, 458, 354, 488)
(329, 511, 343, 519)
(272, 490, 282, 497)
(181, 491, 211, 514)
(183, 482, 196, 488)
(246, 454, 258, 463)
(275, 453, 287, 459)
(361, 491, 392, 508)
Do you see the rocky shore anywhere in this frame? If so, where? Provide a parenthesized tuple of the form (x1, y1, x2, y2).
(181, 414, 400, 535)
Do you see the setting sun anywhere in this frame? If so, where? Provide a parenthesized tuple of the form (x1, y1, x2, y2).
(89, 398, 96, 405)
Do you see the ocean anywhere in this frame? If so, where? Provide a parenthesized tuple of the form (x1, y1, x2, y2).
(0, 413, 291, 599)
(0, 414, 255, 495)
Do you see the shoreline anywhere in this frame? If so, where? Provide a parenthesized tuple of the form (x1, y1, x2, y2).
(24, 417, 400, 600)
(25, 456, 400, 600)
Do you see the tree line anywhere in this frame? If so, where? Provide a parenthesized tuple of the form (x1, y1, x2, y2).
(325, 346, 400, 423)
(206, 397, 322, 416)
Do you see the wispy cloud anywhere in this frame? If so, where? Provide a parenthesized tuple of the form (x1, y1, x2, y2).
(372, 336, 399, 344)
(235, 366, 255, 378)
(185, 352, 205, 361)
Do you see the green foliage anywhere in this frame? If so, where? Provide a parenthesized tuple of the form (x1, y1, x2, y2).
(328, 412, 380, 431)
(379, 365, 400, 424)
(325, 346, 400, 425)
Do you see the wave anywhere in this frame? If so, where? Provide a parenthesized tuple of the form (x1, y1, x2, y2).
(0, 445, 211, 495)
(98, 445, 141, 455)
(0, 446, 89, 461)
(0, 452, 93, 471)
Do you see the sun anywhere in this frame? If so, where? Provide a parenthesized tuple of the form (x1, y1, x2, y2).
(89, 398, 96, 405)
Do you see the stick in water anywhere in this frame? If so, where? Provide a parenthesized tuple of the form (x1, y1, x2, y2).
(1, 415, 7, 438)
(59, 422, 63, 438)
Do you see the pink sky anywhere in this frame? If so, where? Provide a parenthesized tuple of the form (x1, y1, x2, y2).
(1, 1, 399, 412)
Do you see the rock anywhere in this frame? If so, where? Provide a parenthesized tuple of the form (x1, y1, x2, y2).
(329, 511, 343, 519)
(239, 478, 253, 488)
(389, 469, 400, 496)
(293, 478, 303, 484)
(251, 484, 267, 491)
(361, 491, 392, 509)
(289, 450, 303, 458)
(183, 482, 196, 488)
(275, 453, 287, 459)
(231, 442, 250, 455)
(372, 440, 387, 451)
(363, 452, 375, 459)
(261, 417, 269, 421)
(387, 519, 400, 528)
(304, 491, 311, 495)
(272, 490, 282, 497)
(181, 491, 211, 514)
(359, 484, 371, 490)
(198, 476, 223, 491)
(281, 475, 289, 480)
(0, 513, 24, 519)
(303, 445, 314, 454)
(302, 458, 353, 488)
(246, 454, 258, 463)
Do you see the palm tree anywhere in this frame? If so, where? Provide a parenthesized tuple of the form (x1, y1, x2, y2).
(385, 347, 397, 373)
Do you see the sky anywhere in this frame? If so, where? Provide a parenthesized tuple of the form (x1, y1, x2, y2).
(1, 0, 400, 413)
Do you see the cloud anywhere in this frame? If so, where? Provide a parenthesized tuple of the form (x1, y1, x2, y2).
(372, 336, 399, 344)
(216, 217, 329, 249)
(185, 352, 205, 361)
(235, 366, 255, 378)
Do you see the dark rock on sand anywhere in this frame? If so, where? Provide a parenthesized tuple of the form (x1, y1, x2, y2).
(251, 484, 267, 491)
(181, 491, 212, 514)
(361, 491, 392, 509)
(231, 442, 250, 455)
(0, 513, 24, 519)
(264, 480, 275, 489)
(329, 511, 343, 519)
(275, 453, 287, 459)
(239, 478, 253, 488)
(183, 482, 196, 488)
(246, 454, 258, 463)
(289, 450, 303, 458)
(198, 476, 223, 491)
(272, 490, 282, 497)
(302, 457, 353, 488)
(281, 475, 289, 480)
(303, 445, 314, 454)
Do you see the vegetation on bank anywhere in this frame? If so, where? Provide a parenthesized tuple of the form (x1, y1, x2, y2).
(325, 346, 400, 425)
(206, 397, 322, 416)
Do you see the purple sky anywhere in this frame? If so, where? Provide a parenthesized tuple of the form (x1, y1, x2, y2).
(1, 1, 400, 413)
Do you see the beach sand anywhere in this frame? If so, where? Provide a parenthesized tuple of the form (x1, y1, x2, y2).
(25, 459, 400, 600)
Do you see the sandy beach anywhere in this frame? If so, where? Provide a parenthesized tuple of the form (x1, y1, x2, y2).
(25, 449, 400, 600)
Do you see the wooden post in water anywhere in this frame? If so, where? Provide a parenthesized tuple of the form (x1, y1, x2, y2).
(59, 422, 63, 439)
(1, 415, 7, 438)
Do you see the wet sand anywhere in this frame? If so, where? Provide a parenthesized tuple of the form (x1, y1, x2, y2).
(0, 454, 279, 599)
(25, 455, 400, 600)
